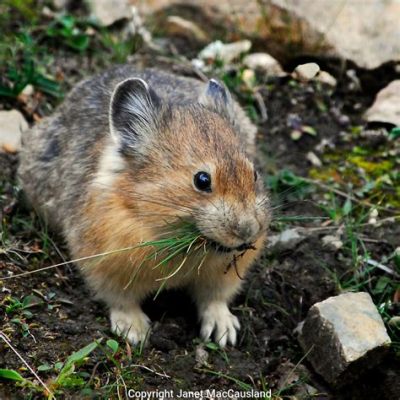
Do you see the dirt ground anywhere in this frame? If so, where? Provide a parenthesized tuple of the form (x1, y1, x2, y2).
(1, 36, 400, 400)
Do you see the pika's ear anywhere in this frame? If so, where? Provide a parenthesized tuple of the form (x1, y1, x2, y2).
(199, 79, 234, 120)
(109, 78, 160, 155)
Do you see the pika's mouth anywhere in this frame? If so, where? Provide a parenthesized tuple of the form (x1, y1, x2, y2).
(206, 238, 256, 253)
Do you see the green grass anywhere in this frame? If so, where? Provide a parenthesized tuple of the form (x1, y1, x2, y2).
(261, 164, 400, 353)
(315, 194, 400, 352)
(0, 0, 141, 104)
(0, 336, 125, 399)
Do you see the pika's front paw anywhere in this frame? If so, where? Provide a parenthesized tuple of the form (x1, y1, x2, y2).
(199, 302, 240, 347)
(110, 308, 151, 345)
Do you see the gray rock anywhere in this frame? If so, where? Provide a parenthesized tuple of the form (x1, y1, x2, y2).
(364, 80, 400, 126)
(198, 40, 252, 64)
(271, 0, 400, 69)
(298, 292, 391, 386)
(293, 62, 320, 81)
(0, 110, 28, 153)
(134, 0, 400, 69)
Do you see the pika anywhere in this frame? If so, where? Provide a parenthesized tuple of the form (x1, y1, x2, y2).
(18, 66, 270, 347)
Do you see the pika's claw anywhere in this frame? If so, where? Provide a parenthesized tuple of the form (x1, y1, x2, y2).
(200, 302, 240, 347)
(110, 308, 151, 345)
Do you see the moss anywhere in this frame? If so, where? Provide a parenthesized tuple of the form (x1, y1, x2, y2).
(309, 166, 361, 185)
(308, 144, 400, 210)
(347, 156, 394, 175)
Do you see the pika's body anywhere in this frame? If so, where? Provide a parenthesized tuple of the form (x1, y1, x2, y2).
(19, 66, 270, 346)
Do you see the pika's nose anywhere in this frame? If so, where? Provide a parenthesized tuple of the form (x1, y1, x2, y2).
(232, 217, 260, 241)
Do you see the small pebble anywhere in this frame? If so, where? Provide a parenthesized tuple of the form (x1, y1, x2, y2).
(195, 344, 209, 366)
(166, 16, 208, 42)
(322, 235, 343, 251)
(243, 52, 284, 76)
(306, 151, 322, 167)
(293, 62, 320, 81)
(316, 71, 337, 87)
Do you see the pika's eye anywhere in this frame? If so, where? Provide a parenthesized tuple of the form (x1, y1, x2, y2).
(194, 171, 212, 192)
(254, 170, 258, 182)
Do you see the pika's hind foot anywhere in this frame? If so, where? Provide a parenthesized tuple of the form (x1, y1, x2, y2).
(110, 307, 151, 345)
(199, 302, 240, 347)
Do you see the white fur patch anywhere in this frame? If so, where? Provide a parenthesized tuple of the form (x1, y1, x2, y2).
(93, 140, 125, 189)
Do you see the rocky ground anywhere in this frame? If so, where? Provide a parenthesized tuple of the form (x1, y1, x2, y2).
(0, 2, 399, 399)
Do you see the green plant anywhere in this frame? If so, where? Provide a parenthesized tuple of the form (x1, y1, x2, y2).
(221, 68, 261, 122)
(320, 194, 353, 223)
(2, 294, 45, 337)
(46, 15, 90, 52)
(0, 339, 122, 398)
(204, 341, 230, 364)
(99, 30, 140, 63)
(0, 368, 41, 393)
(0, 369, 25, 382)
(5, 294, 44, 315)
(0, 33, 62, 98)
(389, 126, 400, 140)
(50, 341, 99, 390)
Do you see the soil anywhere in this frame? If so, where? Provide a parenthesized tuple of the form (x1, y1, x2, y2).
(1, 41, 400, 400)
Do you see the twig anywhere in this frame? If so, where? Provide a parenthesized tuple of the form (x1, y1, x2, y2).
(130, 364, 170, 379)
(88, 361, 101, 387)
(116, 373, 128, 400)
(365, 259, 399, 278)
(0, 331, 54, 398)
(358, 236, 389, 245)
(296, 216, 399, 233)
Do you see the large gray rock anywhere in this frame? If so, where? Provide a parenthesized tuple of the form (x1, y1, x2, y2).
(131, 0, 400, 69)
(364, 80, 400, 126)
(271, 0, 400, 69)
(298, 292, 391, 386)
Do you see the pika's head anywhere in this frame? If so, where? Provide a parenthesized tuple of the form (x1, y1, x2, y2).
(107, 76, 270, 253)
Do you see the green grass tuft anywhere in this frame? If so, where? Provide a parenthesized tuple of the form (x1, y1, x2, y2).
(124, 221, 207, 298)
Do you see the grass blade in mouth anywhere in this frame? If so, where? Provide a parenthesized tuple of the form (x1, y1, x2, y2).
(124, 221, 206, 291)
